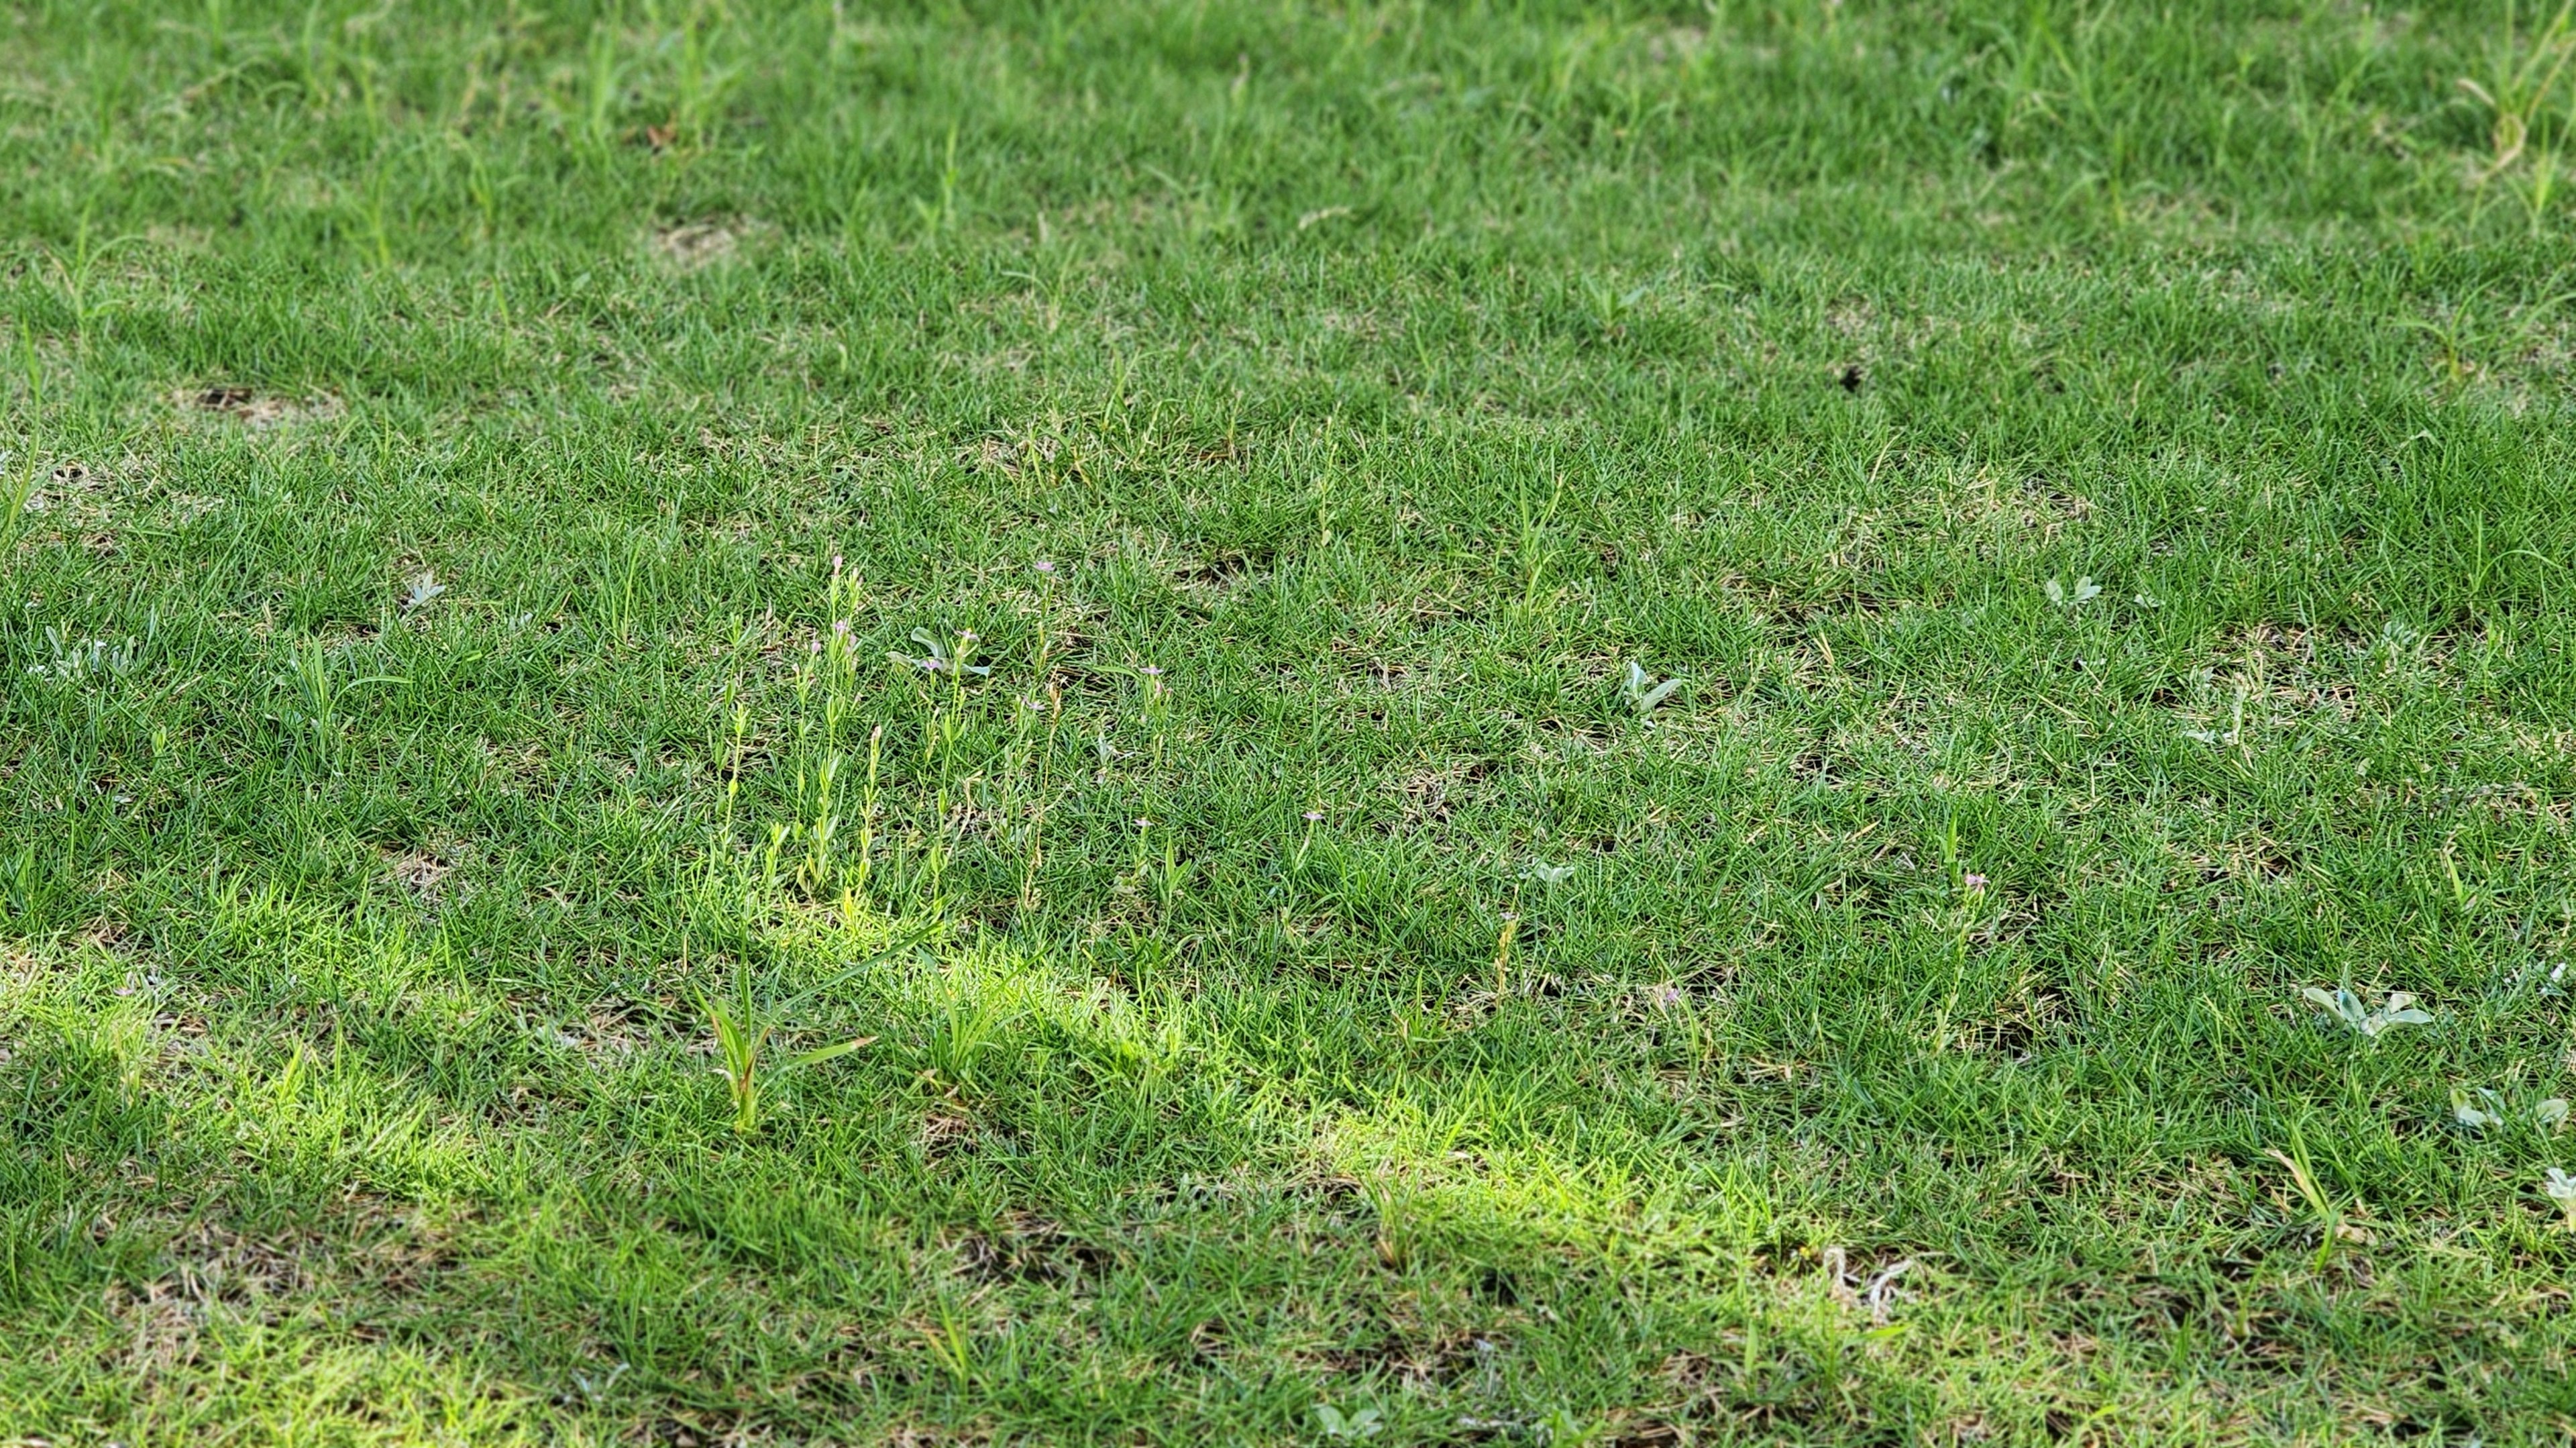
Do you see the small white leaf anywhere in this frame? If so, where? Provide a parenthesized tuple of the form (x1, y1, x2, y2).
(2453, 1087, 2503, 1129)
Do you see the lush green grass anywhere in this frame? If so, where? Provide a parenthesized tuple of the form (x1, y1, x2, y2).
(6, 0, 2576, 1441)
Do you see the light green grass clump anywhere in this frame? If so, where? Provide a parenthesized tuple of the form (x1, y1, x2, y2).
(5, 1, 2576, 1441)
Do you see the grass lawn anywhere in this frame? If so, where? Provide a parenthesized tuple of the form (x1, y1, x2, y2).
(7, 0, 2576, 1441)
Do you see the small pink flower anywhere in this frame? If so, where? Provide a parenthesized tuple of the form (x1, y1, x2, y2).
(1134, 817, 1153, 829)
(833, 619, 850, 635)
(1652, 984, 1684, 1007)
(1034, 560, 1056, 574)
(831, 554, 843, 570)
(1303, 810, 1324, 822)
(1962, 872, 1989, 892)
(1140, 665, 1163, 676)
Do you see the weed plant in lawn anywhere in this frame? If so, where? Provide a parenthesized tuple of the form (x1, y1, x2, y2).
(5, 0, 2576, 1442)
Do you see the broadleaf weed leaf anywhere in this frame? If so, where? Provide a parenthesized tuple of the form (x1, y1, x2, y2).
(2546, 1168, 2576, 1227)
(1623, 661, 1682, 715)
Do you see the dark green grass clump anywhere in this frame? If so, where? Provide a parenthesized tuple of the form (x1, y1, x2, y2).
(5, 1, 2576, 1441)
